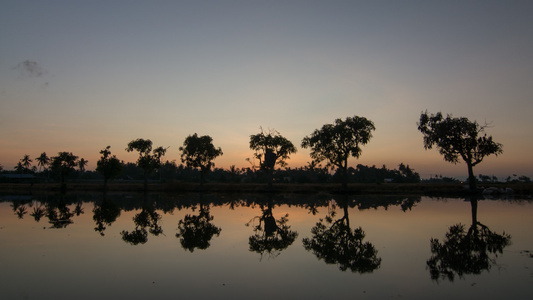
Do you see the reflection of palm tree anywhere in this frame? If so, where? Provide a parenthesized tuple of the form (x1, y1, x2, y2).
(176, 203, 221, 252)
(93, 195, 121, 236)
(121, 199, 162, 245)
(303, 198, 381, 273)
(427, 197, 512, 281)
(30, 205, 46, 222)
(11, 203, 28, 219)
(246, 199, 298, 259)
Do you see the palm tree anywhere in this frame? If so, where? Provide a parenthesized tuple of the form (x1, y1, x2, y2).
(78, 158, 88, 173)
(20, 154, 32, 173)
(35, 152, 50, 173)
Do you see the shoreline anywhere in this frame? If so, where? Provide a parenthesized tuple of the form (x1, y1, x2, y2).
(1, 182, 531, 197)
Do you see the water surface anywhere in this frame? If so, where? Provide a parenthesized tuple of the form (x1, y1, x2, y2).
(1, 193, 532, 299)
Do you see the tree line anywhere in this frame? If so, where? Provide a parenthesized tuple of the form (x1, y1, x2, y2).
(1, 112, 507, 191)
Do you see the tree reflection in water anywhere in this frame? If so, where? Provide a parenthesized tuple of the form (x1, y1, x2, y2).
(93, 194, 121, 236)
(11, 202, 28, 219)
(427, 197, 512, 281)
(31, 204, 46, 222)
(176, 203, 221, 252)
(46, 197, 77, 229)
(121, 197, 163, 245)
(246, 197, 298, 259)
(303, 198, 381, 273)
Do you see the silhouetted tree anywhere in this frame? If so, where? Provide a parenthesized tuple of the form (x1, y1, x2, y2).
(20, 154, 33, 173)
(35, 152, 50, 173)
(50, 152, 78, 191)
(176, 203, 221, 252)
(96, 146, 123, 189)
(126, 138, 167, 191)
(427, 197, 511, 281)
(78, 158, 88, 173)
(418, 111, 503, 191)
(179, 133, 223, 188)
(246, 198, 298, 260)
(303, 198, 381, 273)
(249, 128, 297, 190)
(302, 116, 375, 190)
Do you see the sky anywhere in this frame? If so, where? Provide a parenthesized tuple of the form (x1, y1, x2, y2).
(1, 0, 532, 180)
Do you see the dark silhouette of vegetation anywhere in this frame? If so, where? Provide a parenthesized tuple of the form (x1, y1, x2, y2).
(176, 203, 221, 252)
(93, 194, 121, 236)
(303, 198, 381, 273)
(302, 116, 375, 191)
(418, 111, 503, 191)
(96, 146, 123, 190)
(179, 133, 223, 188)
(246, 197, 298, 259)
(50, 152, 79, 191)
(19, 154, 33, 173)
(126, 138, 167, 191)
(249, 128, 297, 190)
(426, 197, 512, 281)
(121, 198, 163, 245)
(45, 197, 82, 228)
(35, 152, 50, 173)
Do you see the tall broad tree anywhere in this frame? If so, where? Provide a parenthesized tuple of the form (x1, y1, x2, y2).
(417, 111, 503, 191)
(126, 138, 167, 191)
(50, 152, 79, 191)
(301, 116, 375, 191)
(179, 133, 223, 188)
(249, 128, 297, 190)
(96, 146, 123, 190)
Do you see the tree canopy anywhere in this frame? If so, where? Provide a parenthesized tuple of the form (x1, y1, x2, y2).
(302, 116, 375, 190)
(249, 128, 297, 189)
(179, 133, 223, 186)
(50, 152, 79, 189)
(96, 146, 123, 189)
(126, 138, 167, 190)
(417, 111, 503, 190)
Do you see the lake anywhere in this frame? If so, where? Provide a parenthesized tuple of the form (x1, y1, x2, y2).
(1, 193, 532, 300)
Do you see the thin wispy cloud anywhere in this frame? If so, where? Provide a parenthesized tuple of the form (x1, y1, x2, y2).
(12, 60, 47, 78)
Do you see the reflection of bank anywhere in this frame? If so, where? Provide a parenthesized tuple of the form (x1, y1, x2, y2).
(427, 197, 512, 281)
(246, 197, 298, 260)
(303, 197, 381, 273)
(176, 202, 221, 252)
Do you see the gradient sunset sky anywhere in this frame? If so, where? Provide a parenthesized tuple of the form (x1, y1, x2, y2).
(1, 1, 532, 179)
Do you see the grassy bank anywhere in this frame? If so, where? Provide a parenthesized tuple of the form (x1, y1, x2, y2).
(1, 181, 532, 196)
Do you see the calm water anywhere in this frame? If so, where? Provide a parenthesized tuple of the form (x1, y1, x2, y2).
(1, 193, 532, 300)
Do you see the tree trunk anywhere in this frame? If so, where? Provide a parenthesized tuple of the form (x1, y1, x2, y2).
(267, 169, 273, 191)
(200, 171, 205, 191)
(143, 171, 148, 192)
(341, 160, 348, 192)
(469, 197, 478, 227)
(467, 162, 476, 191)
